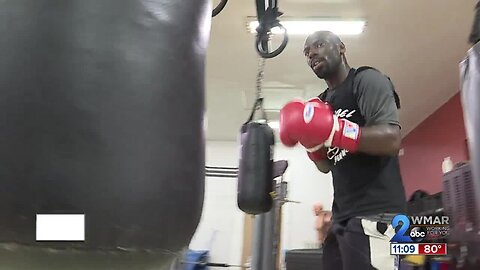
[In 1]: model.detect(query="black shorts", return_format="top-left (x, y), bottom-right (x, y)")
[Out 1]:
top-left (323, 217), bottom-right (399, 270)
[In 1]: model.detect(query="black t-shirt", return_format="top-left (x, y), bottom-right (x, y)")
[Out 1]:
top-left (318, 68), bottom-right (407, 223)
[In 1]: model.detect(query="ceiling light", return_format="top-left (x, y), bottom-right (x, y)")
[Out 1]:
top-left (247, 19), bottom-right (366, 35)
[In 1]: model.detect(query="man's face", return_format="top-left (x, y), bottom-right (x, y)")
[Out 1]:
top-left (303, 33), bottom-right (344, 79)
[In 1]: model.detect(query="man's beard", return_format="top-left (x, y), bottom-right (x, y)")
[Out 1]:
top-left (315, 65), bottom-right (332, 79)
top-left (316, 60), bottom-right (340, 79)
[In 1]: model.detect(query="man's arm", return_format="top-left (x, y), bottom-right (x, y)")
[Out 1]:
top-left (306, 146), bottom-right (331, 173)
top-left (358, 124), bottom-right (401, 156)
top-left (355, 69), bottom-right (402, 156)
top-left (314, 159), bottom-right (331, 173)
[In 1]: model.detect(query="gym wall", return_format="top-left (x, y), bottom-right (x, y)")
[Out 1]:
top-left (399, 93), bottom-right (469, 197)
top-left (188, 140), bottom-right (334, 266)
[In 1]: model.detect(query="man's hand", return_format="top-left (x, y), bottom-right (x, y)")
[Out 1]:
top-left (280, 97), bottom-right (402, 157)
top-left (313, 203), bottom-right (332, 244)
top-left (279, 99), bottom-right (335, 149)
top-left (302, 98), bottom-right (331, 174)
top-left (279, 98), bottom-right (362, 153)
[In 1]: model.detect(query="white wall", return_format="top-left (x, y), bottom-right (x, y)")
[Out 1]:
top-left (189, 140), bottom-right (334, 265)
top-left (275, 143), bottom-right (334, 250)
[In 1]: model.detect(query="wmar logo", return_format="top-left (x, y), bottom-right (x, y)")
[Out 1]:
top-left (391, 214), bottom-right (426, 243)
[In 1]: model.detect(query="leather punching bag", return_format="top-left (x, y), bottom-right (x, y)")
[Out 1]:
top-left (0, 0), bottom-right (211, 269)
top-left (460, 43), bottom-right (480, 221)
top-left (237, 120), bottom-right (275, 215)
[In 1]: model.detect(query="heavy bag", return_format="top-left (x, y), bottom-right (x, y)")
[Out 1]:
top-left (0, 0), bottom-right (211, 268)
top-left (460, 42), bottom-right (480, 214)
top-left (237, 121), bottom-right (275, 215)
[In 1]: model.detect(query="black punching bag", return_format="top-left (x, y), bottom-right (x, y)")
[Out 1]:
top-left (237, 99), bottom-right (275, 216)
top-left (460, 43), bottom-right (480, 223)
top-left (0, 0), bottom-right (210, 268)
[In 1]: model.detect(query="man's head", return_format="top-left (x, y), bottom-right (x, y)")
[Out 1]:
top-left (303, 31), bottom-right (346, 79)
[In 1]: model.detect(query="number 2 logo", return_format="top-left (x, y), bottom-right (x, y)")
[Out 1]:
top-left (391, 215), bottom-right (412, 242)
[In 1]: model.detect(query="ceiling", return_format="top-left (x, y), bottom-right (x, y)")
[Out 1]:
top-left (204, 0), bottom-right (476, 141)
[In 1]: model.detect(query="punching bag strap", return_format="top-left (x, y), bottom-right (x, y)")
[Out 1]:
top-left (255, 0), bottom-right (288, 58)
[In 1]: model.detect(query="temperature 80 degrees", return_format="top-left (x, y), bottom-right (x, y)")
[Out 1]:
top-left (419, 243), bottom-right (447, 255)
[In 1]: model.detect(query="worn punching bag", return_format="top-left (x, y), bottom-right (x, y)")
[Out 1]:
top-left (237, 97), bottom-right (275, 215)
top-left (460, 42), bottom-right (480, 223)
top-left (0, 0), bottom-right (211, 269)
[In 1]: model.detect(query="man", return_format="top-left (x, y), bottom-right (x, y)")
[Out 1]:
top-left (313, 202), bottom-right (332, 245)
top-left (279, 31), bottom-right (407, 270)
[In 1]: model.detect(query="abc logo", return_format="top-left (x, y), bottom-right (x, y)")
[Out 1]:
top-left (409, 227), bottom-right (426, 242)
top-left (391, 215), bottom-right (427, 243)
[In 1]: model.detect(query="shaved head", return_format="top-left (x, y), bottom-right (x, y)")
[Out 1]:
top-left (305, 31), bottom-right (343, 47)
top-left (303, 31), bottom-right (347, 79)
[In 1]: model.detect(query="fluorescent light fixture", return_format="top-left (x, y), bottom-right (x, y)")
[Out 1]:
top-left (247, 19), bottom-right (366, 35)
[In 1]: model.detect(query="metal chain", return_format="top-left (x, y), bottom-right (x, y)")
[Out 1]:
top-left (255, 57), bottom-right (267, 120)
top-left (256, 56), bottom-right (266, 102)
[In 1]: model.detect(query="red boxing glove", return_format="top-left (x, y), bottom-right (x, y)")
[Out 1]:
top-left (279, 99), bottom-right (333, 149)
top-left (278, 100), bottom-right (307, 147)
top-left (307, 146), bottom-right (328, 161)
top-left (279, 98), bottom-right (362, 153)
top-left (326, 113), bottom-right (362, 152)
top-left (304, 97), bottom-right (329, 161)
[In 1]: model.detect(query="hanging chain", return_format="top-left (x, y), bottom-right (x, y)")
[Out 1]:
top-left (255, 56), bottom-right (267, 121)
top-left (256, 56), bottom-right (266, 102)
top-left (243, 56), bottom-right (267, 125)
